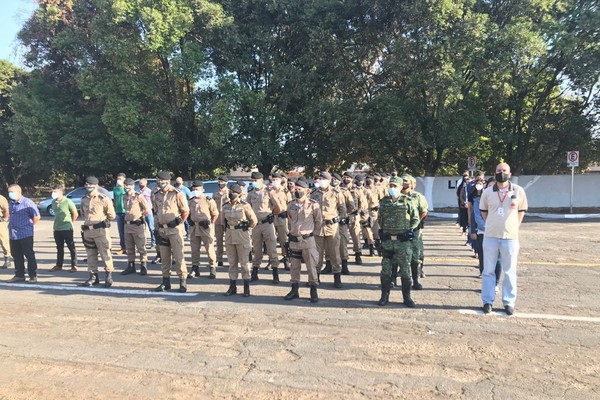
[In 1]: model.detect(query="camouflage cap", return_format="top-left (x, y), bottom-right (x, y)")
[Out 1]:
top-left (400, 173), bottom-right (414, 182)
top-left (389, 177), bottom-right (402, 185)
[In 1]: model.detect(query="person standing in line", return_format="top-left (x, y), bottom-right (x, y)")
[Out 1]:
top-left (49, 184), bottom-right (78, 272)
top-left (187, 181), bottom-right (219, 279)
top-left (175, 177), bottom-right (192, 239)
top-left (121, 178), bottom-right (149, 276)
top-left (5, 185), bottom-right (40, 283)
top-left (0, 193), bottom-right (12, 269)
top-left (138, 178), bottom-right (156, 249)
top-left (113, 173), bottom-right (127, 254)
top-left (212, 175), bottom-right (230, 267)
top-left (479, 162), bottom-right (528, 316)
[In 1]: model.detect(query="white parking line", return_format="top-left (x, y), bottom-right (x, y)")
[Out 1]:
top-left (0, 282), bottom-right (197, 297)
top-left (459, 309), bottom-right (600, 323)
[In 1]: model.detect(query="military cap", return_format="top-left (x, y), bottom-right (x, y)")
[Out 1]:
top-left (342, 171), bottom-right (354, 178)
top-left (318, 171), bottom-right (332, 180)
top-left (85, 176), bottom-right (99, 185)
top-left (355, 174), bottom-right (365, 181)
top-left (296, 180), bottom-right (308, 189)
top-left (296, 176), bottom-right (306, 182)
top-left (332, 173), bottom-right (342, 181)
top-left (237, 180), bottom-right (246, 187)
top-left (157, 171), bottom-right (171, 180)
top-left (229, 183), bottom-right (242, 194)
top-left (191, 180), bottom-right (204, 188)
top-left (366, 175), bottom-right (374, 180)
top-left (251, 171), bottom-right (263, 179)
top-left (401, 173), bottom-right (414, 182)
top-left (124, 178), bottom-right (135, 185)
top-left (373, 172), bottom-right (381, 177)
top-left (389, 177), bottom-right (402, 185)
top-left (271, 172), bottom-right (283, 178)
top-left (288, 177), bottom-right (298, 183)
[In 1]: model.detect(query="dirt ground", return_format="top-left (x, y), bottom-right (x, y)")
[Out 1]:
top-left (0, 216), bottom-right (599, 399)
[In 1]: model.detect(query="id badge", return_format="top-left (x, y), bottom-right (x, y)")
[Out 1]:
top-left (497, 207), bottom-right (504, 216)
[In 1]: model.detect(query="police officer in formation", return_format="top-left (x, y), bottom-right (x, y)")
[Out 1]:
top-left (212, 175), bottom-right (229, 267)
top-left (187, 181), bottom-right (219, 279)
top-left (121, 178), bottom-right (149, 276)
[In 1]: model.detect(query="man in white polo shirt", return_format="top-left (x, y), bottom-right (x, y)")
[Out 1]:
top-left (479, 162), bottom-right (528, 315)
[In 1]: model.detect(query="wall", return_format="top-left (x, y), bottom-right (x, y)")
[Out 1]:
top-left (415, 175), bottom-right (600, 209)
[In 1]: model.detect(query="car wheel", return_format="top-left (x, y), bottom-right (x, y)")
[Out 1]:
top-left (47, 205), bottom-right (54, 216)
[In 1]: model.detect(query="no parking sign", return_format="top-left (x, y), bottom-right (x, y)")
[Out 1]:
top-left (567, 151), bottom-right (579, 167)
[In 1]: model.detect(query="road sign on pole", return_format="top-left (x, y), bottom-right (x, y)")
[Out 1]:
top-left (467, 156), bottom-right (477, 172)
top-left (567, 151), bottom-right (579, 167)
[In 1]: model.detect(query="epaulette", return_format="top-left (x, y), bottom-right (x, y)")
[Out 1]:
top-left (97, 193), bottom-right (108, 200)
top-left (239, 200), bottom-right (248, 205)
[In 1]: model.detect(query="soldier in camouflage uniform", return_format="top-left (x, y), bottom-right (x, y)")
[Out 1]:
top-left (402, 174), bottom-right (428, 289)
top-left (377, 177), bottom-right (420, 307)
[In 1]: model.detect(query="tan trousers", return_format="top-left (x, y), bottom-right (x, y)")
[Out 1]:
top-left (190, 234), bottom-right (216, 266)
top-left (338, 223), bottom-right (351, 260)
top-left (274, 221), bottom-right (289, 258)
top-left (215, 223), bottom-right (225, 263)
top-left (315, 234), bottom-right (341, 273)
top-left (83, 228), bottom-right (114, 273)
top-left (371, 211), bottom-right (380, 240)
top-left (125, 224), bottom-right (147, 263)
top-left (289, 240), bottom-right (319, 285)
top-left (0, 221), bottom-right (10, 258)
top-left (348, 216), bottom-right (361, 253)
top-left (159, 226), bottom-right (187, 278)
top-left (226, 243), bottom-right (251, 280)
top-left (251, 222), bottom-right (279, 268)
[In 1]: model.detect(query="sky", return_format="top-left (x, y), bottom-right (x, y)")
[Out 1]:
top-left (0, 0), bottom-right (38, 66)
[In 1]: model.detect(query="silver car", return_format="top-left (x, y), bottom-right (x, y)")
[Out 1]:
top-left (37, 186), bottom-right (112, 216)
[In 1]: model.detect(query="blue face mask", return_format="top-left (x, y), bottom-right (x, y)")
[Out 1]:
top-left (8, 192), bottom-right (17, 200)
top-left (159, 182), bottom-right (168, 189)
top-left (388, 188), bottom-right (400, 197)
top-left (86, 186), bottom-right (95, 193)
top-left (251, 182), bottom-right (261, 189)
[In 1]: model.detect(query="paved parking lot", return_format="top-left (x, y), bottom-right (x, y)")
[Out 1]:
top-left (0, 216), bottom-right (599, 399)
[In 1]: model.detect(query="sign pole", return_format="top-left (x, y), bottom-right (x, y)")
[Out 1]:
top-left (570, 165), bottom-right (574, 214)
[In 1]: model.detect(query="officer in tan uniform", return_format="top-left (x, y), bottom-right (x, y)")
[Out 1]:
top-left (187, 181), bottom-right (219, 279)
top-left (152, 171), bottom-right (190, 292)
top-left (330, 173), bottom-right (355, 275)
top-left (284, 179), bottom-right (322, 303)
top-left (212, 175), bottom-right (229, 267)
top-left (343, 172), bottom-right (367, 265)
top-left (270, 172), bottom-right (292, 271)
top-left (364, 175), bottom-right (382, 256)
top-left (121, 178), bottom-right (149, 276)
top-left (0, 194), bottom-right (11, 269)
top-left (222, 183), bottom-right (257, 297)
top-left (247, 171), bottom-right (281, 283)
top-left (310, 171), bottom-right (346, 288)
top-left (80, 176), bottom-right (116, 287)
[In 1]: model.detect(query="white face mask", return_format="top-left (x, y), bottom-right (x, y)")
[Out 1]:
top-left (475, 184), bottom-right (484, 191)
top-left (314, 181), bottom-right (321, 189)
top-left (320, 179), bottom-right (330, 189)
top-left (192, 190), bottom-right (202, 197)
top-left (51, 192), bottom-right (60, 200)
top-left (116, 179), bottom-right (124, 186)
top-left (272, 180), bottom-right (281, 189)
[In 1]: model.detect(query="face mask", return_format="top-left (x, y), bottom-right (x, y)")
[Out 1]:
top-left (356, 181), bottom-right (363, 187)
top-left (125, 187), bottom-right (132, 193)
top-left (51, 192), bottom-right (59, 200)
top-left (495, 172), bottom-right (509, 183)
top-left (320, 180), bottom-right (330, 189)
top-left (117, 179), bottom-right (124, 186)
top-left (86, 186), bottom-right (95, 193)
top-left (366, 179), bottom-right (373, 185)
top-left (402, 183), bottom-right (410, 190)
top-left (228, 192), bottom-right (239, 201)
top-left (343, 179), bottom-right (352, 185)
top-left (192, 190), bottom-right (202, 197)
top-left (287, 184), bottom-right (294, 191)
top-left (159, 182), bottom-right (168, 190)
top-left (175, 182), bottom-right (182, 187)
top-left (8, 192), bottom-right (17, 200)
top-left (218, 182), bottom-right (226, 188)
top-left (331, 181), bottom-right (339, 187)
top-left (388, 188), bottom-right (400, 197)
top-left (294, 190), bottom-right (305, 200)
top-left (272, 180), bottom-right (281, 189)
top-left (139, 184), bottom-right (146, 189)
top-left (475, 184), bottom-right (484, 191)
top-left (314, 181), bottom-right (321, 189)
top-left (251, 182), bottom-right (261, 189)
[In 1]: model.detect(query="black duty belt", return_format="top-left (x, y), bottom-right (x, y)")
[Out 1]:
top-left (370, 206), bottom-right (379, 212)
top-left (324, 217), bottom-right (340, 225)
top-left (127, 218), bottom-right (144, 226)
top-left (288, 232), bottom-right (314, 242)
top-left (190, 220), bottom-right (210, 228)
top-left (82, 221), bottom-right (108, 231)
top-left (261, 215), bottom-right (274, 224)
top-left (159, 216), bottom-right (182, 229)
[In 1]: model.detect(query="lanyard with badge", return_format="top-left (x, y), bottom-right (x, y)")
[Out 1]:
top-left (497, 190), bottom-right (509, 216)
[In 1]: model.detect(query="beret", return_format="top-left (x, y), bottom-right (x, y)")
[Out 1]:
top-left (271, 172), bottom-right (283, 178)
top-left (191, 180), bottom-right (204, 188)
top-left (217, 175), bottom-right (228, 182)
top-left (237, 180), bottom-right (246, 186)
top-left (332, 173), bottom-right (342, 181)
top-left (157, 171), bottom-right (171, 180)
top-left (288, 177), bottom-right (297, 183)
top-left (318, 171), bottom-right (332, 180)
top-left (229, 184), bottom-right (242, 194)
top-left (251, 171), bottom-right (263, 179)
top-left (342, 171), bottom-right (354, 178)
top-left (355, 174), bottom-right (365, 181)
top-left (124, 178), bottom-right (135, 185)
top-left (85, 176), bottom-right (99, 185)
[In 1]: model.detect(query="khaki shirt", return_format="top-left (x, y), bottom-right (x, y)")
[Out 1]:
top-left (247, 187), bottom-right (279, 221)
top-left (124, 192), bottom-right (148, 222)
top-left (152, 186), bottom-right (189, 235)
top-left (223, 200), bottom-right (257, 245)
top-left (310, 187), bottom-right (346, 236)
top-left (287, 199), bottom-right (322, 250)
top-left (81, 192), bottom-right (116, 225)
top-left (0, 194), bottom-right (8, 222)
top-left (479, 182), bottom-right (528, 239)
top-left (337, 186), bottom-right (355, 218)
top-left (212, 187), bottom-right (229, 225)
top-left (271, 188), bottom-right (290, 227)
top-left (189, 195), bottom-right (219, 237)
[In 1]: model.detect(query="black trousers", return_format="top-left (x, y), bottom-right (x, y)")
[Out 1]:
top-left (10, 236), bottom-right (37, 278)
top-left (54, 229), bottom-right (77, 267)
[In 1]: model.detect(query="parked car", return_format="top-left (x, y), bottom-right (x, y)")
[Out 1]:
top-left (38, 186), bottom-right (112, 216)
top-left (201, 180), bottom-right (250, 199)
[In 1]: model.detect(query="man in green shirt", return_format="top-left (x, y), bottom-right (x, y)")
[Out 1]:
top-left (50, 184), bottom-right (79, 272)
top-left (113, 173), bottom-right (127, 254)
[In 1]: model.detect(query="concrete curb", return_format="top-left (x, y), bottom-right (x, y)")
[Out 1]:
top-left (428, 212), bottom-right (600, 219)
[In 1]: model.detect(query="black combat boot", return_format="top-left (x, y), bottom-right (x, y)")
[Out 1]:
top-left (378, 276), bottom-right (391, 306)
top-left (333, 273), bottom-right (342, 288)
top-left (362, 240), bottom-right (369, 249)
top-left (225, 280), bottom-right (237, 296)
top-left (154, 276), bottom-right (171, 291)
top-left (284, 283), bottom-right (300, 300)
top-left (321, 260), bottom-right (333, 274)
top-left (411, 261), bottom-right (423, 290)
top-left (272, 267), bottom-right (280, 284)
top-left (419, 257), bottom-right (426, 278)
top-left (209, 266), bottom-right (216, 279)
top-left (309, 285), bottom-right (318, 303)
top-left (341, 259), bottom-right (350, 275)
top-left (243, 280), bottom-right (250, 297)
top-left (218, 261), bottom-right (224, 267)
top-left (187, 265), bottom-right (199, 279)
top-left (122, 261), bottom-right (136, 275)
top-left (139, 262), bottom-right (148, 276)
top-left (281, 257), bottom-right (290, 271)
top-left (83, 272), bottom-right (99, 287)
top-left (179, 278), bottom-right (187, 293)
top-left (104, 271), bottom-right (113, 288)
top-left (250, 266), bottom-right (259, 282)
top-left (354, 252), bottom-right (363, 265)
top-left (375, 239), bottom-right (382, 256)
top-left (401, 277), bottom-right (416, 308)
top-left (369, 244), bottom-right (375, 257)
